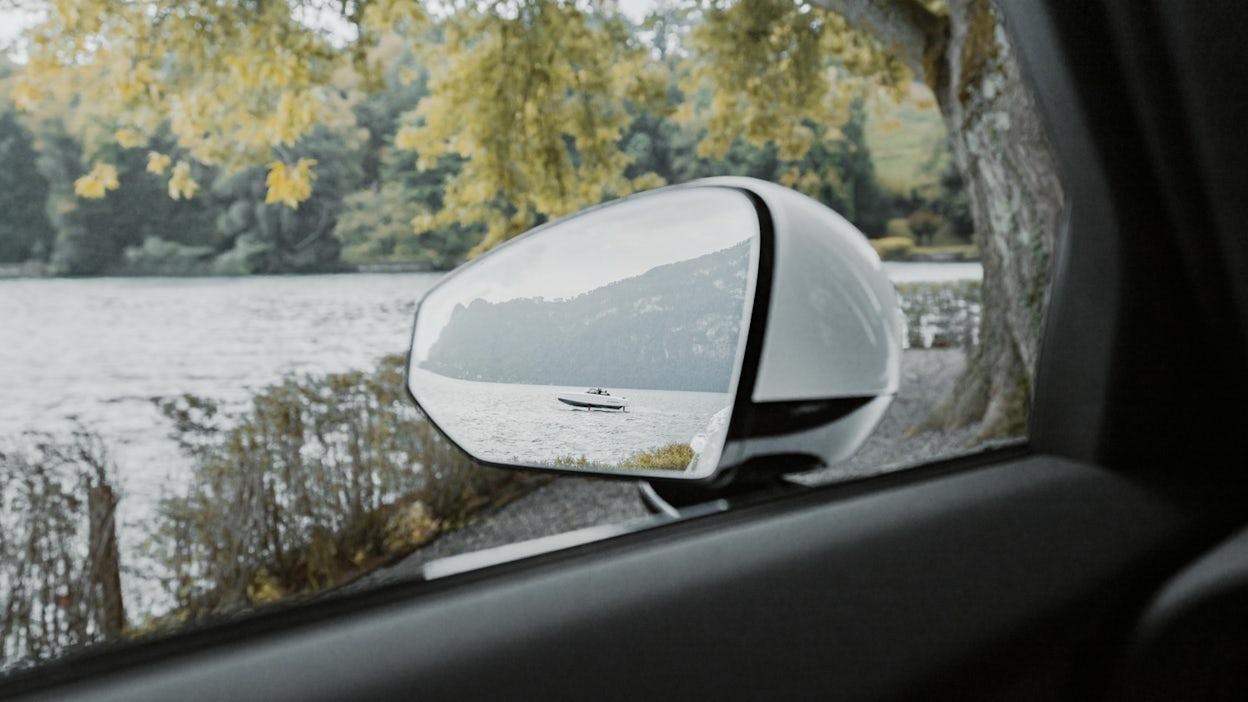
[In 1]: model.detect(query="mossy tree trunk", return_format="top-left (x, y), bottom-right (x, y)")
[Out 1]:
top-left (816, 0), bottom-right (1065, 439)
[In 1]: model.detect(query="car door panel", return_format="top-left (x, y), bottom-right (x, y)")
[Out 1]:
top-left (9, 453), bottom-right (1210, 701)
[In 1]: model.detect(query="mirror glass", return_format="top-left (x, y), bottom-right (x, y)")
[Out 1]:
top-left (408, 187), bottom-right (759, 478)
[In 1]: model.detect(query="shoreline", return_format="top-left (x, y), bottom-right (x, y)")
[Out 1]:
top-left (0, 262), bottom-right (447, 280)
top-left (0, 257), bottom-right (979, 281)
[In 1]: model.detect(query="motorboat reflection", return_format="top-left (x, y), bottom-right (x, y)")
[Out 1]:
top-left (556, 388), bottom-right (628, 411)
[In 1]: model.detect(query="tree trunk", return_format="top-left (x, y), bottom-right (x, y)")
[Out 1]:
top-left (87, 482), bottom-right (125, 638)
top-left (924, 0), bottom-right (1064, 439)
top-left (817, 0), bottom-right (1065, 439)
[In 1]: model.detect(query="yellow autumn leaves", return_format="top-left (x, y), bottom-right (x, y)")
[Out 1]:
top-left (687, 0), bottom-right (911, 161)
top-left (265, 159), bottom-right (318, 209)
top-left (17, 0), bottom-right (339, 208)
top-left (73, 163), bottom-right (119, 199)
top-left (18, 0), bottom-right (924, 244)
top-left (75, 155), bottom-right (203, 201)
top-left (395, 0), bottom-right (669, 253)
top-left (146, 152), bottom-right (199, 199)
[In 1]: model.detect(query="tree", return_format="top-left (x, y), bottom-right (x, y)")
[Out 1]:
top-left (10, 0), bottom-right (364, 210)
top-left (334, 35), bottom-right (478, 270)
top-left (211, 126), bottom-right (361, 274)
top-left (0, 62), bottom-right (55, 264)
top-left (26, 118), bottom-right (218, 275)
top-left (393, 0), bottom-right (670, 254)
top-left (838, 0), bottom-right (1063, 439)
top-left (7, 0), bottom-right (1058, 437)
top-left (690, 0), bottom-right (1063, 439)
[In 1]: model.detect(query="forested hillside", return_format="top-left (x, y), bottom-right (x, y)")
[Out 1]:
top-left (423, 240), bottom-right (750, 391)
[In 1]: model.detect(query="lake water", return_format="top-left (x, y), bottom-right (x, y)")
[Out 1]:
top-left (1, 273), bottom-right (442, 484)
top-left (0, 261), bottom-right (981, 491)
top-left (0, 261), bottom-right (979, 611)
top-left (883, 260), bottom-right (981, 283)
top-left (412, 367), bottom-right (731, 471)
top-left (1, 273), bottom-right (442, 612)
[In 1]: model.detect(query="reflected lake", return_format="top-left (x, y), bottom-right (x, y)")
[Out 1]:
top-left (412, 368), bottom-right (730, 468)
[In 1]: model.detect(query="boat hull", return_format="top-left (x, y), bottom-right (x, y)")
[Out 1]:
top-left (557, 393), bottom-right (627, 410)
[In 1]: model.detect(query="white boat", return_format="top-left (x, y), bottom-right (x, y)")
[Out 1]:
top-left (557, 388), bottom-right (628, 411)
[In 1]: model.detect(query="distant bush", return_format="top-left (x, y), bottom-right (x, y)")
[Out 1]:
top-left (884, 218), bottom-right (913, 240)
top-left (122, 236), bottom-right (216, 275)
top-left (154, 354), bottom-right (536, 617)
top-left (907, 210), bottom-right (944, 246)
top-left (871, 236), bottom-right (916, 261)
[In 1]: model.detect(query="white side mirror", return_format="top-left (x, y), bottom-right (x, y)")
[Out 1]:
top-left (406, 177), bottom-right (901, 486)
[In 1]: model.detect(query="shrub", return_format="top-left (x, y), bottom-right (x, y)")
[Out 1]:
top-left (871, 236), bottom-right (915, 261)
top-left (0, 432), bottom-right (123, 672)
top-left (155, 354), bottom-right (532, 617)
top-left (122, 236), bottom-right (215, 275)
top-left (884, 218), bottom-right (913, 239)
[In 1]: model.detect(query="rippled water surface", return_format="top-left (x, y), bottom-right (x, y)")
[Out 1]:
top-left (1, 263), bottom-right (979, 612)
top-left (0, 262), bottom-right (979, 480)
top-left (413, 368), bottom-right (730, 469)
top-left (1, 273), bottom-right (442, 493)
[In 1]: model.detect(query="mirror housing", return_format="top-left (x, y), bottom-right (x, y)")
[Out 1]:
top-left (406, 177), bottom-right (901, 487)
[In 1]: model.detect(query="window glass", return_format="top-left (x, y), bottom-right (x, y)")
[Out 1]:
top-left (0, 0), bottom-right (1060, 673)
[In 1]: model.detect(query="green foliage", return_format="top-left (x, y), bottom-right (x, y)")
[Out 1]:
top-left (914, 244), bottom-right (978, 260)
top-left (154, 354), bottom-right (529, 615)
top-left (864, 97), bottom-right (951, 194)
top-left (908, 210), bottom-right (943, 246)
top-left (870, 236), bottom-right (915, 260)
top-left (2, 2), bottom-right (971, 274)
top-left (333, 41), bottom-right (481, 269)
top-left (0, 106), bottom-right (55, 264)
top-left (122, 237), bottom-right (216, 275)
top-left (209, 126), bottom-right (362, 274)
top-left (28, 119), bottom-right (218, 275)
top-left (334, 148), bottom-right (478, 269)
top-left (934, 162), bottom-right (974, 239)
top-left (885, 218), bottom-right (913, 239)
top-left (397, 1), bottom-right (668, 253)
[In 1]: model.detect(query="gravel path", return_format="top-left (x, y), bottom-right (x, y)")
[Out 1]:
top-left (358, 348), bottom-right (970, 587)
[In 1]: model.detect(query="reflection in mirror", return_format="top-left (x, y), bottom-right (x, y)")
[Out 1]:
top-left (409, 187), bottom-right (759, 478)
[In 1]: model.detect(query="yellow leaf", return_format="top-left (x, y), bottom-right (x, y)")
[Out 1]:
top-left (168, 161), bottom-right (200, 200)
top-left (115, 128), bottom-right (146, 148)
top-left (146, 152), bottom-right (172, 175)
top-left (410, 213), bottom-right (437, 233)
top-left (394, 125), bottom-right (422, 151)
top-left (264, 158), bottom-right (317, 209)
top-left (74, 162), bottom-right (120, 199)
top-left (876, 117), bottom-right (904, 135)
top-left (12, 82), bottom-right (41, 111)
